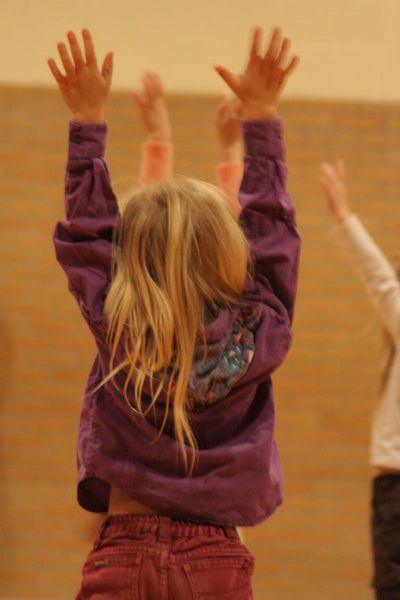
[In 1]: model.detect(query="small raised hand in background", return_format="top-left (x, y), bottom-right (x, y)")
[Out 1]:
top-left (214, 96), bottom-right (243, 218)
top-left (215, 96), bottom-right (242, 163)
top-left (48, 28), bottom-right (113, 123)
top-left (133, 72), bottom-right (171, 143)
top-left (319, 160), bottom-right (352, 222)
top-left (133, 71), bottom-right (172, 183)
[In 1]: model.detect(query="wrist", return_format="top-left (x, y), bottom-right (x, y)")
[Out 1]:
top-left (72, 109), bottom-right (105, 123)
top-left (335, 206), bottom-right (351, 223)
top-left (223, 142), bottom-right (242, 162)
top-left (242, 103), bottom-right (278, 120)
top-left (147, 131), bottom-right (171, 144)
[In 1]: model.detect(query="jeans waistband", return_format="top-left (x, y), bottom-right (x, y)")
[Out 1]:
top-left (94, 513), bottom-right (239, 549)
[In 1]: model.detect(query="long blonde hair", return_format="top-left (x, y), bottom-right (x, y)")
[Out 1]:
top-left (104, 177), bottom-right (250, 472)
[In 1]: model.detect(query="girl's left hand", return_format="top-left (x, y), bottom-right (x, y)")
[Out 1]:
top-left (48, 29), bottom-right (113, 123)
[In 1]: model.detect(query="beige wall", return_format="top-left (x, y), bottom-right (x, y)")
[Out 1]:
top-left (1, 0), bottom-right (400, 101)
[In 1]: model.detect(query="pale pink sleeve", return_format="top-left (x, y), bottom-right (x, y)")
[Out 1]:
top-left (215, 161), bottom-right (243, 217)
top-left (139, 142), bottom-right (173, 184)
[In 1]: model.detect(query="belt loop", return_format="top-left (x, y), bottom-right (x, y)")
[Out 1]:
top-left (223, 526), bottom-right (238, 541)
top-left (158, 515), bottom-right (171, 543)
top-left (93, 515), bottom-right (111, 551)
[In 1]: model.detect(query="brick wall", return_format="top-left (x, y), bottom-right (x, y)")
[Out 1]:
top-left (1, 87), bottom-right (398, 598)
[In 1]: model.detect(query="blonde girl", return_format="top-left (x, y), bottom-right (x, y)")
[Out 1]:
top-left (49, 26), bottom-right (300, 599)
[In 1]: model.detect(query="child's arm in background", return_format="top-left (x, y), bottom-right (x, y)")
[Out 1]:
top-left (320, 161), bottom-right (400, 341)
top-left (215, 96), bottom-right (243, 217)
top-left (133, 72), bottom-right (173, 183)
top-left (49, 29), bottom-right (119, 326)
top-left (215, 27), bottom-right (300, 325)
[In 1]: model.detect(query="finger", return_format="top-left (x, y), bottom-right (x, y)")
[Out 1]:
top-left (57, 42), bottom-right (74, 76)
top-left (141, 72), bottom-right (153, 100)
top-left (132, 90), bottom-right (146, 110)
top-left (318, 173), bottom-right (329, 188)
top-left (319, 170), bottom-right (331, 186)
top-left (151, 72), bottom-right (163, 96)
top-left (320, 161), bottom-right (334, 176)
top-left (67, 30), bottom-right (85, 69)
top-left (101, 52), bottom-right (113, 87)
top-left (82, 28), bottom-right (98, 67)
top-left (319, 171), bottom-right (335, 193)
top-left (320, 162), bottom-right (337, 181)
top-left (283, 54), bottom-right (300, 78)
top-left (249, 27), bottom-right (262, 62)
top-left (226, 97), bottom-right (239, 118)
top-left (218, 94), bottom-right (230, 109)
top-left (230, 95), bottom-right (242, 114)
top-left (144, 71), bottom-right (157, 99)
top-left (264, 26), bottom-right (282, 61)
top-left (216, 102), bottom-right (226, 118)
top-left (217, 104), bottom-right (229, 123)
top-left (214, 66), bottom-right (241, 96)
top-left (319, 181), bottom-right (336, 200)
top-left (47, 58), bottom-right (66, 86)
top-left (275, 37), bottom-right (290, 67)
top-left (215, 96), bottom-right (229, 124)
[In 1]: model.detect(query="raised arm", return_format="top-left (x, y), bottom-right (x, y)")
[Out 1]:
top-left (133, 72), bottom-right (173, 183)
top-left (320, 161), bottom-right (400, 340)
top-left (214, 96), bottom-right (243, 217)
top-left (215, 27), bottom-right (300, 323)
top-left (49, 29), bottom-right (119, 326)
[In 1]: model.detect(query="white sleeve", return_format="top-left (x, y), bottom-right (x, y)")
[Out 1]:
top-left (333, 214), bottom-right (400, 341)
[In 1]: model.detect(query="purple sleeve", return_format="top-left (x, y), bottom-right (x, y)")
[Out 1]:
top-left (53, 121), bottom-right (120, 325)
top-left (239, 119), bottom-right (300, 324)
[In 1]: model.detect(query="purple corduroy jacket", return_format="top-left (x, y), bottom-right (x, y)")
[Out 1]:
top-left (53, 118), bottom-right (300, 527)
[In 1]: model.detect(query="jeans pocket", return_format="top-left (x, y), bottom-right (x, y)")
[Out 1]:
top-left (78, 552), bottom-right (142, 600)
top-left (183, 555), bottom-right (254, 599)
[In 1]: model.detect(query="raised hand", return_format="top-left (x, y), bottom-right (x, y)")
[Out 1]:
top-left (319, 160), bottom-right (351, 222)
top-left (48, 29), bottom-right (113, 123)
top-left (215, 27), bottom-right (299, 120)
top-left (215, 96), bottom-right (242, 161)
top-left (133, 72), bottom-right (171, 143)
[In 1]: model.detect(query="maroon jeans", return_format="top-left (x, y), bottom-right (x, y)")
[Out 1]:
top-left (76, 514), bottom-right (255, 599)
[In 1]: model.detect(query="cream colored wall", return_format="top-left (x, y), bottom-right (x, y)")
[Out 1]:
top-left (1, 0), bottom-right (399, 101)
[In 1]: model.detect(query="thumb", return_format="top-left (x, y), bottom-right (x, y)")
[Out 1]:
top-left (214, 65), bottom-right (240, 96)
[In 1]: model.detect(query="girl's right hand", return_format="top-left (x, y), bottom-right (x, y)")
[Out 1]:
top-left (133, 72), bottom-right (171, 143)
top-left (319, 160), bottom-right (351, 222)
top-left (48, 29), bottom-right (113, 123)
top-left (214, 26), bottom-right (299, 120)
